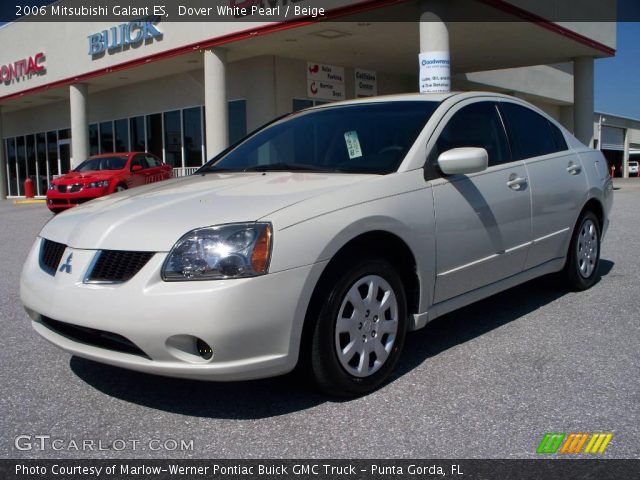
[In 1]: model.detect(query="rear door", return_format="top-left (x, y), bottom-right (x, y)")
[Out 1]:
top-left (145, 154), bottom-right (171, 182)
top-left (430, 100), bottom-right (532, 303)
top-left (498, 101), bottom-right (586, 269)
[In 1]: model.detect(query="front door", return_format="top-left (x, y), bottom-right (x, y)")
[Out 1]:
top-left (429, 100), bottom-right (532, 303)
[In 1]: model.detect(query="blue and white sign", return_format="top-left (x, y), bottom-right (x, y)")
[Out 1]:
top-left (88, 20), bottom-right (162, 57)
top-left (419, 51), bottom-right (451, 93)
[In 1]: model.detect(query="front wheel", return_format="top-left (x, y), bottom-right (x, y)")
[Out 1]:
top-left (561, 210), bottom-right (601, 290)
top-left (311, 259), bottom-right (407, 397)
top-left (114, 184), bottom-right (127, 193)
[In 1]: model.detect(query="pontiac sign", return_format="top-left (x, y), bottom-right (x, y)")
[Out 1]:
top-left (0, 52), bottom-right (46, 84)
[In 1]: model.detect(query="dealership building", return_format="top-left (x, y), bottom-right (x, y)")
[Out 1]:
top-left (0, 0), bottom-right (623, 198)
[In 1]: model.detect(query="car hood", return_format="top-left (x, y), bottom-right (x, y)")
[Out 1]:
top-left (40, 171), bottom-right (375, 251)
top-left (54, 170), bottom-right (118, 183)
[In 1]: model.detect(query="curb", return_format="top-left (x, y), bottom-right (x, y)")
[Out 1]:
top-left (13, 199), bottom-right (46, 205)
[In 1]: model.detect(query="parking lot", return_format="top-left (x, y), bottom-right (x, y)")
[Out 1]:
top-left (1, 182), bottom-right (638, 459)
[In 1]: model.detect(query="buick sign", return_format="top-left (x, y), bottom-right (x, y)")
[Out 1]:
top-left (88, 20), bottom-right (162, 57)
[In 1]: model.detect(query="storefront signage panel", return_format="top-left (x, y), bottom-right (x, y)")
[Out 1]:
top-left (307, 62), bottom-right (345, 101)
top-left (88, 20), bottom-right (163, 57)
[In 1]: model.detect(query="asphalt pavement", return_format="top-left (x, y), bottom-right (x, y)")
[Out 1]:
top-left (1, 182), bottom-right (638, 459)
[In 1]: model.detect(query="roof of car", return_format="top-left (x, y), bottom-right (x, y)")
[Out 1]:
top-left (89, 152), bottom-right (146, 158)
top-left (318, 92), bottom-right (458, 107)
top-left (309, 91), bottom-right (530, 109)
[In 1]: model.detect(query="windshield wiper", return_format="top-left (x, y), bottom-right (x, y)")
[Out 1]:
top-left (200, 166), bottom-right (243, 174)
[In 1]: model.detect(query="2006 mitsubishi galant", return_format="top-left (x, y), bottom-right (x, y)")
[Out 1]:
top-left (20, 92), bottom-right (613, 396)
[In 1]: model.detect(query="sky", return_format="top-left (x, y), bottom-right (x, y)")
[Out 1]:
top-left (595, 22), bottom-right (640, 119)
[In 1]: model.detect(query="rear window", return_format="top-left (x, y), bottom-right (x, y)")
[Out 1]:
top-left (74, 156), bottom-right (128, 172)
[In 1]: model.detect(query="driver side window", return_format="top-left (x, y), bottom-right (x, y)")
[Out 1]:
top-left (130, 155), bottom-right (149, 171)
top-left (435, 102), bottom-right (512, 168)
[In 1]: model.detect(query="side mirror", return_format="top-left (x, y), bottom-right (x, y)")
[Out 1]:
top-left (437, 147), bottom-right (488, 175)
top-left (131, 164), bottom-right (143, 172)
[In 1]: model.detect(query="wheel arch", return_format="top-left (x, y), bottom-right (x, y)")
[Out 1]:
top-left (297, 229), bottom-right (420, 369)
top-left (573, 197), bottom-right (604, 238)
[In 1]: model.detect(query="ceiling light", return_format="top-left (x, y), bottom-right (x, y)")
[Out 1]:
top-left (310, 29), bottom-right (351, 40)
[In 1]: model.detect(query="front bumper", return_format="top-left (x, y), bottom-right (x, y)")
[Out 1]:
top-left (46, 187), bottom-right (107, 211)
top-left (20, 238), bottom-right (325, 381)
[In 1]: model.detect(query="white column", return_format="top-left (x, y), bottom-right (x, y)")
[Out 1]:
top-left (0, 107), bottom-right (6, 199)
top-left (573, 57), bottom-right (595, 147)
top-left (419, 0), bottom-right (450, 93)
top-left (622, 127), bottom-right (630, 178)
top-left (69, 83), bottom-right (89, 167)
top-left (204, 48), bottom-right (228, 159)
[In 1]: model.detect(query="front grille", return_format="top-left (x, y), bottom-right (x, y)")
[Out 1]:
top-left (86, 250), bottom-right (155, 283)
top-left (69, 184), bottom-right (83, 193)
top-left (40, 316), bottom-right (150, 358)
top-left (57, 185), bottom-right (67, 193)
top-left (40, 239), bottom-right (66, 275)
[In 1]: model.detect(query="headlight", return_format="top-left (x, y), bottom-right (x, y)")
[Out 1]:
top-left (162, 223), bottom-right (273, 281)
top-left (48, 183), bottom-right (55, 190)
top-left (87, 180), bottom-right (109, 188)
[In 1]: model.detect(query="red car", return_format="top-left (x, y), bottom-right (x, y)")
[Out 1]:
top-left (46, 152), bottom-right (173, 213)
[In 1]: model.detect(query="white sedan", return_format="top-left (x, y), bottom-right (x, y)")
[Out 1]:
top-left (20, 92), bottom-right (613, 396)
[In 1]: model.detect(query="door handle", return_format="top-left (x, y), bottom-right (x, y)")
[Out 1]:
top-left (567, 163), bottom-right (581, 175)
top-left (507, 176), bottom-right (527, 190)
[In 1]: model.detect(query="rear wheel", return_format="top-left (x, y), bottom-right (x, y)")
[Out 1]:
top-left (561, 210), bottom-right (601, 290)
top-left (311, 258), bottom-right (407, 397)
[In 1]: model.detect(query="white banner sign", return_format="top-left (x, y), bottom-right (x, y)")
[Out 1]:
top-left (355, 69), bottom-right (377, 97)
top-left (419, 51), bottom-right (451, 93)
top-left (307, 62), bottom-right (345, 100)
top-left (307, 79), bottom-right (345, 101)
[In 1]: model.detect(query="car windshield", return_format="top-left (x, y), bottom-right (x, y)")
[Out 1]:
top-left (200, 101), bottom-right (440, 175)
top-left (73, 156), bottom-right (128, 172)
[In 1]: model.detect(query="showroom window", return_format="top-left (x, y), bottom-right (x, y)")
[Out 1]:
top-left (114, 118), bottom-right (129, 152)
top-left (228, 100), bottom-right (247, 145)
top-left (130, 116), bottom-right (145, 152)
top-left (3, 102), bottom-right (254, 195)
top-left (89, 124), bottom-right (99, 155)
top-left (99, 121), bottom-right (114, 153)
top-left (47, 131), bottom-right (59, 181)
top-left (164, 110), bottom-right (182, 168)
top-left (183, 107), bottom-right (203, 167)
top-left (5, 138), bottom-right (16, 196)
top-left (3, 130), bottom-right (65, 197)
top-left (36, 133), bottom-right (47, 196)
top-left (16, 136), bottom-right (26, 196)
top-left (146, 113), bottom-right (163, 159)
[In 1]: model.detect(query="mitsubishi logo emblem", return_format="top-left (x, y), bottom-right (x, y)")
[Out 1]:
top-left (59, 253), bottom-right (73, 274)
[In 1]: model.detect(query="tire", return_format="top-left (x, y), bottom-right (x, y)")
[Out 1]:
top-left (311, 258), bottom-right (407, 397)
top-left (115, 184), bottom-right (127, 192)
top-left (561, 210), bottom-right (601, 291)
